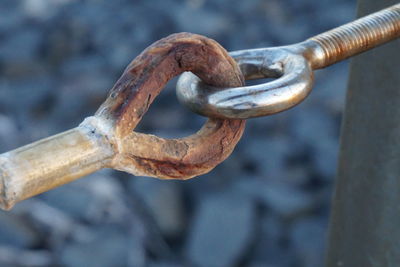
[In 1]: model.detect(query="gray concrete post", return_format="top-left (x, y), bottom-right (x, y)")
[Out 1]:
top-left (325, 0), bottom-right (400, 266)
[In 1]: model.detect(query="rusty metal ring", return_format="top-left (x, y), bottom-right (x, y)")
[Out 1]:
top-left (96, 33), bottom-right (246, 179)
top-left (0, 33), bottom-right (246, 210)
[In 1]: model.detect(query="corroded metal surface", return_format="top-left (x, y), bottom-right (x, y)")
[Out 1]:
top-left (0, 33), bottom-right (245, 209)
top-left (97, 33), bottom-right (245, 179)
top-left (177, 4), bottom-right (400, 119)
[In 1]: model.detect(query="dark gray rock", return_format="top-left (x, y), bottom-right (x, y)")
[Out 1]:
top-left (127, 237), bottom-right (147, 267)
top-left (0, 28), bottom-right (44, 77)
top-left (75, 171), bottom-right (129, 224)
top-left (0, 28), bottom-right (42, 63)
top-left (315, 2), bottom-right (356, 27)
top-left (41, 171), bottom-right (128, 223)
top-left (186, 193), bottom-right (255, 267)
top-left (13, 199), bottom-right (74, 247)
top-left (290, 217), bottom-right (327, 267)
top-left (0, 4), bottom-right (25, 32)
top-left (236, 179), bottom-right (314, 218)
top-left (130, 177), bottom-right (185, 238)
top-left (60, 226), bottom-right (130, 267)
top-left (289, 107), bottom-right (337, 144)
top-left (312, 137), bottom-right (339, 180)
top-left (312, 63), bottom-right (349, 114)
top-left (251, 214), bottom-right (294, 267)
top-left (260, 184), bottom-right (314, 217)
top-left (0, 114), bottom-right (19, 152)
top-left (0, 77), bottom-right (54, 117)
top-left (40, 184), bottom-right (93, 221)
top-left (174, 6), bottom-right (233, 37)
top-left (0, 212), bottom-right (40, 248)
top-left (0, 247), bottom-right (52, 267)
top-left (148, 261), bottom-right (182, 267)
top-left (289, 107), bottom-right (340, 180)
top-left (241, 136), bottom-right (292, 179)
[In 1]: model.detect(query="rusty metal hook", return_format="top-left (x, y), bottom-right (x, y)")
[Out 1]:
top-left (0, 33), bottom-right (245, 210)
top-left (177, 4), bottom-right (400, 119)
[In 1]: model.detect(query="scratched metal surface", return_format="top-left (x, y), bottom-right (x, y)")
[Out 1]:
top-left (0, 0), bottom-right (355, 266)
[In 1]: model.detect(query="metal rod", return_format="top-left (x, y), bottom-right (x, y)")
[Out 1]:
top-left (305, 3), bottom-right (400, 68)
top-left (0, 119), bottom-right (114, 210)
top-left (325, 0), bottom-right (400, 266)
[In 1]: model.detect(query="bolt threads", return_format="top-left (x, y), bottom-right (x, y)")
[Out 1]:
top-left (310, 4), bottom-right (400, 68)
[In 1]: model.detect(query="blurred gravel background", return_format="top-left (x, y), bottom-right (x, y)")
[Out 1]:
top-left (0, 0), bottom-right (356, 266)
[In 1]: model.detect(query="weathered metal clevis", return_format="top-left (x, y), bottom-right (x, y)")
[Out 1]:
top-left (0, 4), bottom-right (399, 210)
top-left (0, 33), bottom-right (246, 210)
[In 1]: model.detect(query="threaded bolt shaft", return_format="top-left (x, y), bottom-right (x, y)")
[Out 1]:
top-left (309, 4), bottom-right (400, 68)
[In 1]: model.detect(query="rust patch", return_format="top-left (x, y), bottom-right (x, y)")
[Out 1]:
top-left (98, 33), bottom-right (246, 179)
